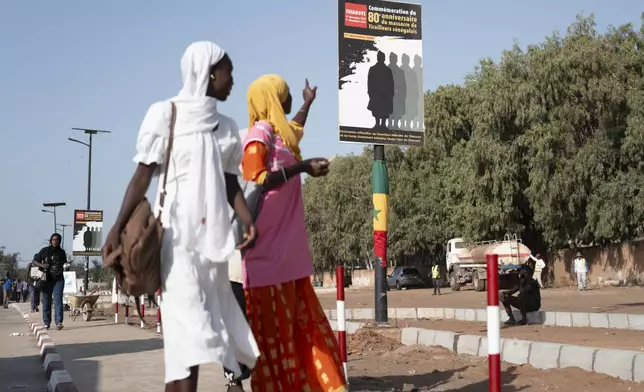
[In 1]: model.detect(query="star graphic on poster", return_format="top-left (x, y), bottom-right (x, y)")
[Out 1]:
top-left (373, 208), bottom-right (381, 221)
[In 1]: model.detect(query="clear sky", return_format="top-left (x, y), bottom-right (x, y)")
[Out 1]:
top-left (1, 1), bottom-right (641, 264)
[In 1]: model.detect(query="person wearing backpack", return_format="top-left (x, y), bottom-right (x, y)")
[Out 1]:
top-left (32, 233), bottom-right (67, 330)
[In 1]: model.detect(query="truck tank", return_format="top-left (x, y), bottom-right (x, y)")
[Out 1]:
top-left (457, 240), bottom-right (531, 266)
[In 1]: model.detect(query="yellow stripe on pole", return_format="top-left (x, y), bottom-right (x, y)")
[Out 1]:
top-left (373, 193), bottom-right (388, 232)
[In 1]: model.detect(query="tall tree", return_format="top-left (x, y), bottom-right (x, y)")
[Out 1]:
top-left (303, 14), bottom-right (644, 270)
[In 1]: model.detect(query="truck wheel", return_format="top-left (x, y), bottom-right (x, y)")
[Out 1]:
top-left (473, 274), bottom-right (486, 292)
top-left (449, 272), bottom-right (460, 291)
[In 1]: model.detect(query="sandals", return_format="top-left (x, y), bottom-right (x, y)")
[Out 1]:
top-left (226, 381), bottom-right (245, 392)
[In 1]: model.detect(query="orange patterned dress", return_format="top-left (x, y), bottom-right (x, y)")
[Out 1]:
top-left (242, 129), bottom-right (347, 392)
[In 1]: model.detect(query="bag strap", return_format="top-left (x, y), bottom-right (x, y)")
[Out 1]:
top-left (157, 102), bottom-right (177, 217)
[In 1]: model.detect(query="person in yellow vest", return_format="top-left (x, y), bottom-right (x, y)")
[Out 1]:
top-left (431, 262), bottom-right (442, 296)
top-left (573, 251), bottom-right (588, 291)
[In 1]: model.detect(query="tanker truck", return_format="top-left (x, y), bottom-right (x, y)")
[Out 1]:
top-left (446, 234), bottom-right (531, 292)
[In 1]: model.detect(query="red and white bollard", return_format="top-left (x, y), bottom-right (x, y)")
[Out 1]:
top-left (336, 266), bottom-right (348, 383)
top-left (486, 253), bottom-right (501, 392)
top-left (124, 300), bottom-right (129, 325)
top-left (114, 280), bottom-right (119, 324)
top-left (140, 295), bottom-right (145, 329)
top-left (156, 289), bottom-right (162, 334)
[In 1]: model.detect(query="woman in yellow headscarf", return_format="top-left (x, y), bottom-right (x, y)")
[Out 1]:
top-left (240, 75), bottom-right (347, 392)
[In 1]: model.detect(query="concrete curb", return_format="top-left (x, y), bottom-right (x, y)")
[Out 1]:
top-left (327, 320), bottom-right (644, 383)
top-left (10, 303), bottom-right (79, 392)
top-left (323, 307), bottom-right (644, 331)
top-left (399, 327), bottom-right (644, 383)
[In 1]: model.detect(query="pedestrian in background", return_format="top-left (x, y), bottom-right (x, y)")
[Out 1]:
top-left (15, 279), bottom-right (23, 302)
top-left (573, 251), bottom-right (588, 291)
top-left (32, 233), bottom-right (67, 330)
top-left (21, 279), bottom-right (29, 302)
top-left (29, 253), bottom-right (44, 312)
top-left (431, 262), bottom-right (442, 295)
top-left (2, 273), bottom-right (13, 308)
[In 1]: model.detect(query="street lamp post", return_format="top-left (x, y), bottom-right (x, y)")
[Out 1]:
top-left (69, 127), bottom-right (110, 295)
top-left (42, 202), bottom-right (66, 234)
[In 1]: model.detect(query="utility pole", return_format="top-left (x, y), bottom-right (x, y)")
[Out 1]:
top-left (69, 127), bottom-right (110, 295)
top-left (372, 145), bottom-right (389, 324)
top-left (57, 223), bottom-right (71, 252)
top-left (42, 202), bottom-right (66, 235)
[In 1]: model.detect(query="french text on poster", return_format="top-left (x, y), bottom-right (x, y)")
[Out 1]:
top-left (338, 0), bottom-right (424, 146)
top-left (72, 209), bottom-right (104, 257)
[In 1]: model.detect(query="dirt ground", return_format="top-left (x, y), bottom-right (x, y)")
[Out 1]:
top-left (347, 330), bottom-right (644, 391)
top-left (316, 286), bottom-right (644, 314)
top-left (397, 319), bottom-right (644, 351)
top-left (98, 308), bottom-right (644, 391)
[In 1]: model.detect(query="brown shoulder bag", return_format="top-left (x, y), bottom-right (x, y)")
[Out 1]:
top-left (103, 102), bottom-right (177, 300)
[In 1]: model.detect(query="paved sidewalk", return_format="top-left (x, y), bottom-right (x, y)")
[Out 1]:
top-left (0, 308), bottom-right (48, 392)
top-left (41, 312), bottom-right (248, 392)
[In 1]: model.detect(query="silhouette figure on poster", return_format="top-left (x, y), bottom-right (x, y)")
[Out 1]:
top-left (83, 226), bottom-right (92, 252)
top-left (401, 53), bottom-right (419, 130)
top-left (388, 53), bottom-right (406, 129)
top-left (413, 55), bottom-right (424, 130)
top-left (89, 227), bottom-right (95, 252)
top-left (367, 51), bottom-right (394, 129)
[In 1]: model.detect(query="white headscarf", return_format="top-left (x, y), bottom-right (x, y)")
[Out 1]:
top-left (171, 41), bottom-right (235, 263)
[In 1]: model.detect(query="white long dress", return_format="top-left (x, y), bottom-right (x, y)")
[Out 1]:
top-left (133, 101), bottom-right (259, 383)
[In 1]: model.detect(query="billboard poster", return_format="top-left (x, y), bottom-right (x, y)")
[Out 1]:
top-left (338, 0), bottom-right (424, 146)
top-left (63, 271), bottom-right (77, 294)
top-left (72, 210), bottom-right (103, 256)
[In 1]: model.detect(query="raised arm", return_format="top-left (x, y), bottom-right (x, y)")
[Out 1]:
top-left (290, 79), bottom-right (317, 127)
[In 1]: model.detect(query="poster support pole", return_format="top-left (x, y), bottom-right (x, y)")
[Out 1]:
top-left (373, 145), bottom-right (388, 324)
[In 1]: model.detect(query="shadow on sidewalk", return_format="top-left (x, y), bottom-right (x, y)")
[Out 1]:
top-left (54, 339), bottom-right (163, 392)
top-left (0, 355), bottom-right (50, 392)
top-left (56, 338), bottom-right (163, 360)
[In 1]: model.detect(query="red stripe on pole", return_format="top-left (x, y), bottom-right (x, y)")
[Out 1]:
top-left (336, 266), bottom-right (345, 301)
top-left (488, 353), bottom-right (501, 392)
top-left (338, 330), bottom-right (347, 361)
top-left (373, 231), bottom-right (387, 267)
top-left (486, 253), bottom-right (499, 306)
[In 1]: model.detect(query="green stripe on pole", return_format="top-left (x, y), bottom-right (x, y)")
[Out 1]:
top-left (372, 159), bottom-right (389, 195)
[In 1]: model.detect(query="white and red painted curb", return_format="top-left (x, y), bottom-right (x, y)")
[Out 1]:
top-left (10, 303), bottom-right (78, 392)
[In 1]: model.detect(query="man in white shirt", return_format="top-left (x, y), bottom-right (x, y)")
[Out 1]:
top-left (573, 252), bottom-right (588, 291)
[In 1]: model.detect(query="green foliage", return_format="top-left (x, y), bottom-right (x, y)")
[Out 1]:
top-left (0, 246), bottom-right (20, 278)
top-left (304, 14), bottom-right (644, 269)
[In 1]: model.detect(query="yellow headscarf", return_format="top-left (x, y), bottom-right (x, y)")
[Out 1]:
top-left (247, 74), bottom-right (303, 161)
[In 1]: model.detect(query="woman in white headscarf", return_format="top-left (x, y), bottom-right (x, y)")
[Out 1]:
top-left (104, 41), bottom-right (259, 392)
